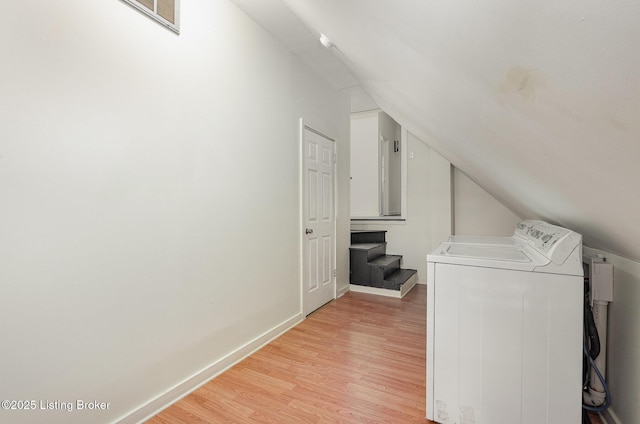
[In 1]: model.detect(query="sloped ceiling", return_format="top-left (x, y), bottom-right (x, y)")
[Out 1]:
top-left (231, 0), bottom-right (640, 261)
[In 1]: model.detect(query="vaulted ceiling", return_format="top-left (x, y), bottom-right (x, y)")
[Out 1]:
top-left (231, 0), bottom-right (640, 261)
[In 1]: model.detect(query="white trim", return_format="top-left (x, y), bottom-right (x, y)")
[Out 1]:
top-left (304, 125), bottom-right (336, 141)
top-left (114, 313), bottom-right (303, 424)
top-left (298, 119), bottom-right (305, 317)
top-left (121, 0), bottom-right (180, 34)
top-left (349, 273), bottom-right (416, 298)
top-left (400, 126), bottom-right (408, 218)
top-left (350, 284), bottom-right (402, 298)
top-left (336, 285), bottom-right (350, 298)
top-left (350, 217), bottom-right (406, 224)
top-left (400, 274), bottom-right (417, 297)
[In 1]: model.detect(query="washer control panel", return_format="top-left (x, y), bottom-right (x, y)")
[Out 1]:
top-left (515, 220), bottom-right (582, 264)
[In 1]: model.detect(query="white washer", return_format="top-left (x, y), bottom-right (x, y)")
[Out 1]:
top-left (448, 219), bottom-right (571, 247)
top-left (426, 221), bottom-right (583, 424)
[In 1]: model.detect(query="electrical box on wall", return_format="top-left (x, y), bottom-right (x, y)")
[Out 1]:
top-left (583, 254), bottom-right (614, 306)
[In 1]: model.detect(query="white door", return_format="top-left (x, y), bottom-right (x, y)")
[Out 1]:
top-left (303, 126), bottom-right (335, 316)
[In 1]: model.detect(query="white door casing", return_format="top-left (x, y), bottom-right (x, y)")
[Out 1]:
top-left (302, 125), bottom-right (336, 316)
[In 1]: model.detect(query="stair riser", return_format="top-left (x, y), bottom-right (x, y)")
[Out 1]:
top-left (368, 263), bottom-right (401, 287)
top-left (365, 243), bottom-right (386, 261)
top-left (384, 269), bottom-right (418, 290)
top-left (368, 268), bottom-right (386, 288)
top-left (351, 231), bottom-right (386, 244)
top-left (368, 259), bottom-right (401, 278)
top-left (349, 250), bottom-right (371, 286)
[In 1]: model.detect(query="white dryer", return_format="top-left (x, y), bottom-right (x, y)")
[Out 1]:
top-left (426, 221), bottom-right (583, 424)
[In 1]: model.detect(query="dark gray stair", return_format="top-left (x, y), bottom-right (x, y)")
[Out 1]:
top-left (369, 254), bottom-right (401, 270)
top-left (384, 268), bottom-right (418, 290)
top-left (349, 230), bottom-right (417, 296)
top-left (351, 230), bottom-right (387, 244)
top-left (368, 255), bottom-right (402, 288)
top-left (349, 242), bottom-right (386, 260)
top-left (349, 242), bottom-right (386, 286)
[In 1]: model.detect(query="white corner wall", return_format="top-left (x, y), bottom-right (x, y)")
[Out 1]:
top-left (583, 247), bottom-right (640, 424)
top-left (351, 132), bottom-right (451, 283)
top-left (453, 168), bottom-right (521, 236)
top-left (0, 1), bottom-right (349, 423)
top-left (378, 112), bottom-right (401, 216)
top-left (349, 111), bottom-right (379, 217)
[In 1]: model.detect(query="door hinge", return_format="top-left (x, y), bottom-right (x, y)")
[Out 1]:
top-left (333, 269), bottom-right (337, 277)
top-left (333, 153), bottom-right (337, 163)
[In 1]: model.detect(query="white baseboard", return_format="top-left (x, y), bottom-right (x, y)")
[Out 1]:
top-left (114, 313), bottom-right (303, 424)
top-left (400, 274), bottom-right (417, 297)
top-left (337, 284), bottom-right (350, 298)
top-left (349, 275), bottom-right (417, 299)
top-left (350, 284), bottom-right (403, 298)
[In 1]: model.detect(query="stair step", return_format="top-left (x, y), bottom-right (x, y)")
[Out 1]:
top-left (384, 269), bottom-right (418, 291)
top-left (368, 254), bottom-right (402, 268)
top-left (349, 243), bottom-right (387, 286)
top-left (349, 230), bottom-right (415, 294)
top-left (351, 230), bottom-right (387, 244)
top-left (349, 242), bottom-right (384, 251)
top-left (367, 255), bottom-right (402, 287)
top-left (349, 242), bottom-right (386, 260)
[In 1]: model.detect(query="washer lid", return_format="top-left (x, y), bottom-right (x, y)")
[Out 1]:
top-left (427, 242), bottom-right (549, 271)
top-left (447, 235), bottom-right (520, 246)
top-left (445, 244), bottom-right (530, 262)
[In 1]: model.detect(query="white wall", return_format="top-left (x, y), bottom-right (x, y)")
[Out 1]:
top-left (378, 112), bottom-right (401, 215)
top-left (429, 146), bottom-right (453, 250)
top-left (583, 247), bottom-right (640, 424)
top-left (351, 132), bottom-right (451, 283)
top-left (335, 110), bottom-right (352, 297)
top-left (347, 85), bottom-right (379, 114)
top-left (453, 168), bottom-right (522, 236)
top-left (350, 110), bottom-right (401, 217)
top-left (0, 1), bottom-right (349, 423)
top-left (349, 111), bottom-right (379, 217)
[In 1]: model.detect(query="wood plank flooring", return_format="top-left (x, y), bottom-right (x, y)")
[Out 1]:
top-left (148, 285), bottom-right (431, 423)
top-left (147, 285), bottom-right (602, 424)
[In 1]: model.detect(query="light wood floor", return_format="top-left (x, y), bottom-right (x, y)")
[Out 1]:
top-left (148, 285), bottom-right (431, 423)
top-left (147, 285), bottom-right (602, 424)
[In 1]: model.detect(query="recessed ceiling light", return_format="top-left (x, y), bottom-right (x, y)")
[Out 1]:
top-left (319, 33), bottom-right (335, 49)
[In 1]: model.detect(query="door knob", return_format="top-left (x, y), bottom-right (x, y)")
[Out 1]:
top-left (305, 228), bottom-right (314, 234)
